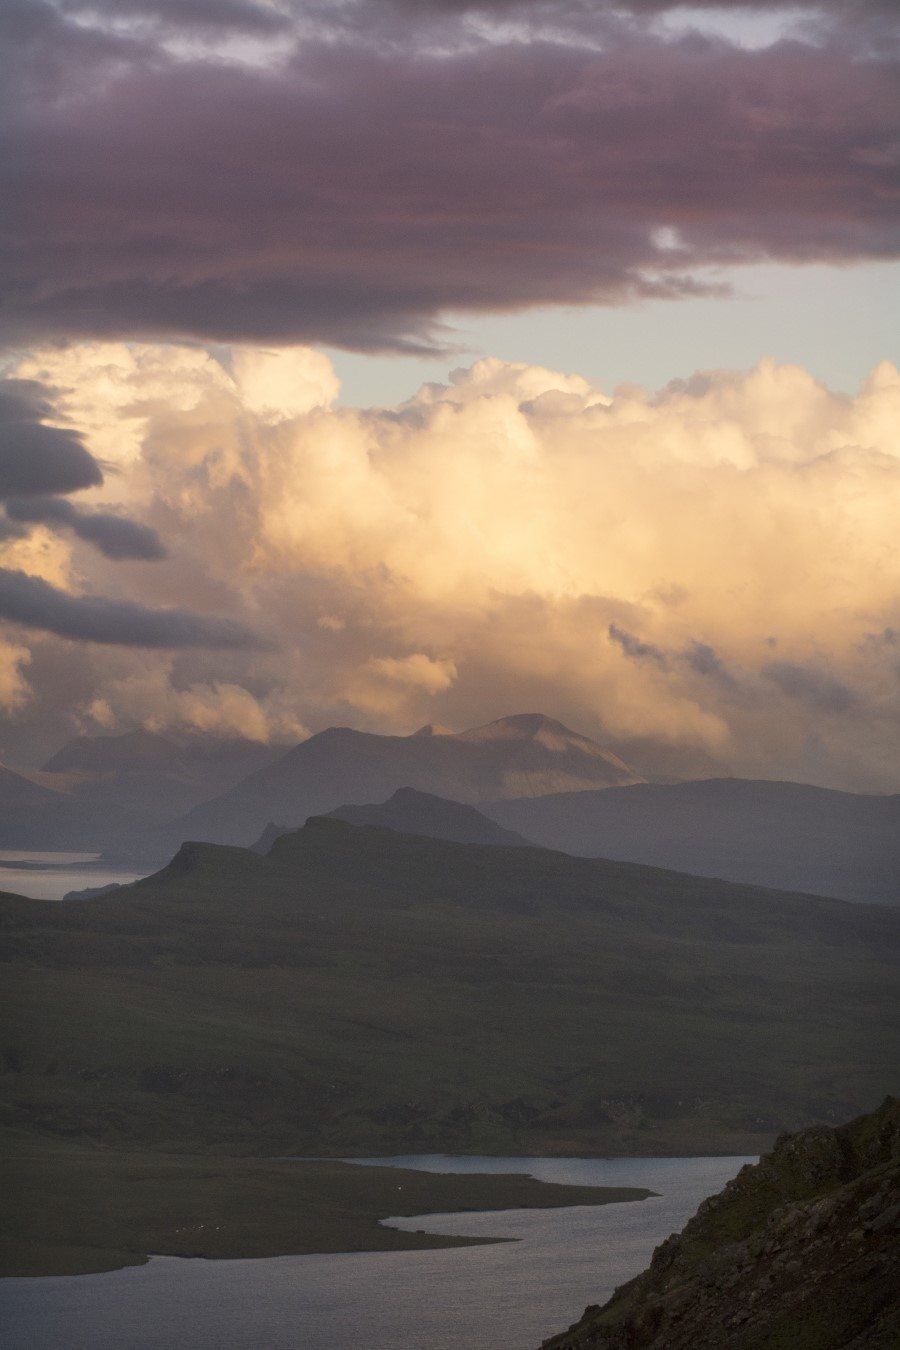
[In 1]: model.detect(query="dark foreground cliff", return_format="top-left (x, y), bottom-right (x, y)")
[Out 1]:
top-left (541, 1096), bottom-right (900, 1350)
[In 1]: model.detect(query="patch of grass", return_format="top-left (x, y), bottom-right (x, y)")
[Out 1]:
top-left (0, 1131), bottom-right (652, 1276)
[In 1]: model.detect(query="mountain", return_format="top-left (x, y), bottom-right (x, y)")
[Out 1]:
top-left (43, 730), bottom-right (283, 823)
top-left (0, 762), bottom-right (139, 851)
top-left (540, 1097), bottom-right (900, 1350)
top-left (325, 787), bottom-right (530, 847)
top-left (248, 822), bottom-right (291, 854)
top-left (2, 818), bottom-right (896, 1157)
top-left (485, 778), bottom-right (900, 906)
top-left (137, 714), bottom-right (640, 859)
top-left (0, 731), bottom-right (285, 852)
top-left (44, 729), bottom-right (187, 774)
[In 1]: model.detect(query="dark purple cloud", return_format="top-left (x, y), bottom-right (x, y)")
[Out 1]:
top-left (684, 640), bottom-right (737, 688)
top-left (5, 497), bottom-right (167, 560)
top-left (608, 623), bottom-right (668, 667)
top-left (763, 660), bottom-right (856, 713)
top-left (57, 0), bottom-right (896, 27)
top-left (0, 567), bottom-right (263, 648)
top-left (0, 381), bottom-right (103, 498)
top-left (2, 5), bottom-right (897, 351)
top-left (0, 376), bottom-right (165, 561)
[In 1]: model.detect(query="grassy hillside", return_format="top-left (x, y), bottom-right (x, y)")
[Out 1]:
top-left (1, 1131), bottom-right (651, 1277)
top-left (1, 819), bottom-right (896, 1159)
top-left (540, 1097), bottom-right (900, 1349)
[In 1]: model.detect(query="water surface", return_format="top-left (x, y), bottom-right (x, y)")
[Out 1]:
top-left (0, 851), bottom-right (145, 901)
top-left (0, 1153), bottom-right (751, 1350)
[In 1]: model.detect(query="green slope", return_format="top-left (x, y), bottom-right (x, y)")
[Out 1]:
top-left (1, 818), bottom-right (897, 1157)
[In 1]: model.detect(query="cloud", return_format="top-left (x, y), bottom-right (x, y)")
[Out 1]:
top-left (762, 660), bottom-right (856, 713)
top-left (2, 342), bottom-right (899, 790)
top-left (683, 640), bottom-right (737, 688)
top-left (608, 624), bottom-right (668, 668)
top-left (56, 0), bottom-right (292, 33)
top-left (87, 665), bottom-right (307, 743)
top-left (3, 6), bottom-right (897, 351)
top-left (0, 381), bottom-right (103, 499)
top-left (0, 516), bottom-right (27, 544)
top-left (368, 653), bottom-right (458, 693)
top-left (229, 347), bottom-right (341, 421)
top-left (0, 638), bottom-right (31, 712)
top-left (5, 497), bottom-right (166, 560)
top-left (0, 567), bottom-right (263, 649)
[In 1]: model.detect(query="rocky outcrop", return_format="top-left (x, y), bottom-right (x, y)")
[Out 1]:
top-left (540, 1097), bottom-right (900, 1350)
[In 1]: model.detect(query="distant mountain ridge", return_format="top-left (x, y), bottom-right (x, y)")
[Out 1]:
top-left (0, 761), bottom-right (139, 851)
top-left (6, 718), bottom-right (899, 908)
top-left (486, 778), bottom-right (900, 906)
top-left (0, 730), bottom-right (283, 850)
top-left (43, 729), bottom-right (185, 774)
top-left (136, 713), bottom-right (641, 858)
top-left (325, 786), bottom-right (530, 848)
top-left (237, 772), bottom-right (899, 906)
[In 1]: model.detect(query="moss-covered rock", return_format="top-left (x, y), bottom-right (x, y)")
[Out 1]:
top-left (540, 1097), bottom-right (900, 1349)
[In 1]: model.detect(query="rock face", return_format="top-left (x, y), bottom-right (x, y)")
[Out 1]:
top-left (540, 1097), bottom-right (900, 1350)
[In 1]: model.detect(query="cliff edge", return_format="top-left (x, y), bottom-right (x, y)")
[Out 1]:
top-left (541, 1096), bottom-right (900, 1350)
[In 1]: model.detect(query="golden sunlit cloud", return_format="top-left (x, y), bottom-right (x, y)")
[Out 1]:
top-left (3, 342), bottom-right (899, 789)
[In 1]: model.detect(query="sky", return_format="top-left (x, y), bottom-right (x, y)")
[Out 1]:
top-left (1, 0), bottom-right (898, 790)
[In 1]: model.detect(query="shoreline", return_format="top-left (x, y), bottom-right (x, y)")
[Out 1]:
top-left (1, 1139), bottom-right (656, 1279)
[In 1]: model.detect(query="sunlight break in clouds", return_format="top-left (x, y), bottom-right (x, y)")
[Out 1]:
top-left (2, 342), bottom-right (899, 790)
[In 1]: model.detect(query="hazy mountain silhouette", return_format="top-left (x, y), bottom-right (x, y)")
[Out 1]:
top-left (325, 786), bottom-right (530, 847)
top-left (134, 714), bottom-right (640, 858)
top-left (248, 822), bottom-right (291, 854)
top-left (0, 761), bottom-right (138, 850)
top-left (0, 730), bottom-right (284, 850)
top-left (486, 778), bottom-right (900, 906)
top-left (44, 729), bottom-right (186, 774)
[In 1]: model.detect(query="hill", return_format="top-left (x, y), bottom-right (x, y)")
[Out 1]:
top-left (46, 730), bottom-right (282, 825)
top-left (0, 731), bottom-right (283, 851)
top-left (0, 762), bottom-right (139, 851)
top-left (136, 714), bottom-right (640, 858)
top-left (486, 778), bottom-right (900, 905)
top-left (43, 729), bottom-right (187, 774)
top-left (1, 819), bottom-right (896, 1158)
top-left (540, 1096), bottom-right (900, 1349)
top-left (325, 786), bottom-right (530, 847)
top-left (248, 821), bottom-right (290, 854)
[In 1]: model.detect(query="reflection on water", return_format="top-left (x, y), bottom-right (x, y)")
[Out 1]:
top-left (0, 1154), bottom-right (752, 1350)
top-left (0, 851), bottom-right (146, 901)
